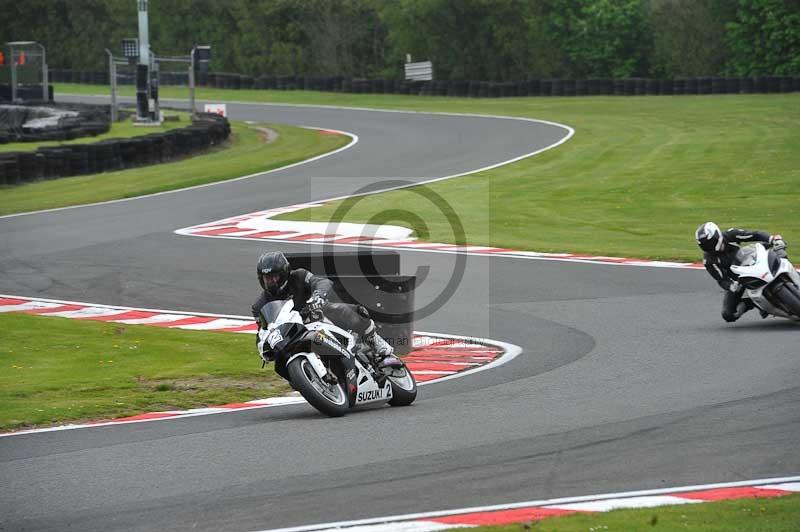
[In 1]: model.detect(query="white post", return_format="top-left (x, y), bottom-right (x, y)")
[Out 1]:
top-left (189, 47), bottom-right (196, 120)
top-left (105, 49), bottom-right (117, 122)
top-left (137, 0), bottom-right (149, 66)
top-left (10, 46), bottom-right (17, 102)
top-left (39, 43), bottom-right (48, 101)
top-left (136, 0), bottom-right (151, 120)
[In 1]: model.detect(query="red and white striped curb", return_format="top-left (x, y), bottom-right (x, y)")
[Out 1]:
top-left (256, 477), bottom-right (800, 532)
top-left (176, 203), bottom-right (706, 270)
top-left (0, 295), bottom-right (516, 436)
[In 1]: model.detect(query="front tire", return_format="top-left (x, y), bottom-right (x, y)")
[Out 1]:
top-left (387, 364), bottom-right (417, 407)
top-left (287, 357), bottom-right (349, 417)
top-left (775, 283), bottom-right (800, 318)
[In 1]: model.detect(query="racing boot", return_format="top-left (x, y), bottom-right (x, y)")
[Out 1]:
top-left (363, 323), bottom-right (402, 370)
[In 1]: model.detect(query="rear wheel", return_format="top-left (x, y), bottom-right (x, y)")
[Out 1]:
top-left (386, 363), bottom-right (417, 407)
top-left (775, 283), bottom-right (800, 318)
top-left (287, 357), bottom-right (349, 417)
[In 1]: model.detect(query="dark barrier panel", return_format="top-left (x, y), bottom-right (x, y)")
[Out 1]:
top-left (283, 251), bottom-right (412, 354)
top-left (328, 275), bottom-right (415, 355)
top-left (52, 69), bottom-right (800, 100)
top-left (284, 251), bottom-right (400, 277)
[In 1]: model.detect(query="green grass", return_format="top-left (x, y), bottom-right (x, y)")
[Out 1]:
top-left (1, 119), bottom-right (348, 215)
top-left (0, 110), bottom-right (187, 153)
top-left (0, 313), bottom-right (289, 431)
top-left (55, 83), bottom-right (799, 262)
top-left (467, 494), bottom-right (800, 531)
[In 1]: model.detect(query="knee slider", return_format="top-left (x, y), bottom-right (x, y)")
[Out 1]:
top-left (356, 305), bottom-right (371, 319)
top-left (721, 310), bottom-right (738, 323)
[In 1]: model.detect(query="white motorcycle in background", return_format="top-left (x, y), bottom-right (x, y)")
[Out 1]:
top-left (730, 243), bottom-right (800, 320)
top-left (256, 298), bottom-right (417, 416)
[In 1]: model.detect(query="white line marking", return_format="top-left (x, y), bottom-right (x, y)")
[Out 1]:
top-left (550, 495), bottom-right (701, 512)
top-left (759, 482), bottom-right (800, 492)
top-left (35, 307), bottom-right (130, 319)
top-left (0, 301), bottom-right (63, 312)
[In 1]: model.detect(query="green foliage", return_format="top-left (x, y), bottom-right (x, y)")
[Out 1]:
top-left (726, 0), bottom-right (800, 75)
top-left (548, 0), bottom-right (653, 78)
top-left (648, 0), bottom-right (737, 77)
top-left (0, 0), bottom-right (798, 79)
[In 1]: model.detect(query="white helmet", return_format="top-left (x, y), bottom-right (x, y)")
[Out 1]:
top-left (695, 222), bottom-right (724, 252)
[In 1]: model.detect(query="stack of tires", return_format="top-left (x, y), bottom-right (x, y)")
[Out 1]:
top-left (0, 113), bottom-right (231, 186)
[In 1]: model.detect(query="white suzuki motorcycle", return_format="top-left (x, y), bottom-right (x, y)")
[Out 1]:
top-left (256, 299), bottom-right (417, 416)
top-left (730, 243), bottom-right (800, 320)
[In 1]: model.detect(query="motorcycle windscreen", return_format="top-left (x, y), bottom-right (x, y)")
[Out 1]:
top-left (735, 247), bottom-right (757, 266)
top-left (259, 299), bottom-right (292, 327)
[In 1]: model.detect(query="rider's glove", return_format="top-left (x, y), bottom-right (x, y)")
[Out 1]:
top-left (727, 280), bottom-right (741, 293)
top-left (307, 291), bottom-right (327, 313)
top-left (770, 234), bottom-right (787, 251)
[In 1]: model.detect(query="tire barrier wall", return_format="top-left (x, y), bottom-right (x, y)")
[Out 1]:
top-left (0, 112), bottom-right (230, 186)
top-left (49, 69), bottom-right (800, 98)
top-left (0, 103), bottom-right (110, 144)
top-left (285, 252), bottom-right (414, 355)
top-left (0, 84), bottom-right (54, 103)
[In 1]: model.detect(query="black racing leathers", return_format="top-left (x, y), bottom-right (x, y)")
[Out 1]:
top-left (702, 228), bottom-right (772, 322)
top-left (702, 228), bottom-right (772, 291)
top-left (251, 268), bottom-right (372, 343)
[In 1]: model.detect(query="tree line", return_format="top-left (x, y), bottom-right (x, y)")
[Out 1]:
top-left (2, 0), bottom-right (798, 80)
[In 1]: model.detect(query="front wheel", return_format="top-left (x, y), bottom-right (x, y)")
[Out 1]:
top-left (774, 283), bottom-right (800, 318)
top-left (287, 356), bottom-right (349, 417)
top-left (386, 363), bottom-right (417, 407)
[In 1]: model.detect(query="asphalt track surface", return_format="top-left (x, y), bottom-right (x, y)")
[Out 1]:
top-left (1, 97), bottom-right (798, 532)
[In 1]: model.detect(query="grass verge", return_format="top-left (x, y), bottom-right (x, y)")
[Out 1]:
top-left (1, 118), bottom-right (349, 215)
top-left (55, 83), bottom-right (799, 262)
top-left (0, 110), bottom-right (187, 153)
top-left (0, 313), bottom-right (288, 432)
top-left (468, 493), bottom-right (800, 531)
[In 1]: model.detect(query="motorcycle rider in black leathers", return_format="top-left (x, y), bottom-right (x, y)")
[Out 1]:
top-left (695, 222), bottom-right (788, 322)
top-left (252, 251), bottom-right (399, 368)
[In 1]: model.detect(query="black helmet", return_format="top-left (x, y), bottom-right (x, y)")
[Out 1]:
top-left (257, 251), bottom-right (290, 296)
top-left (695, 222), bottom-right (724, 252)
